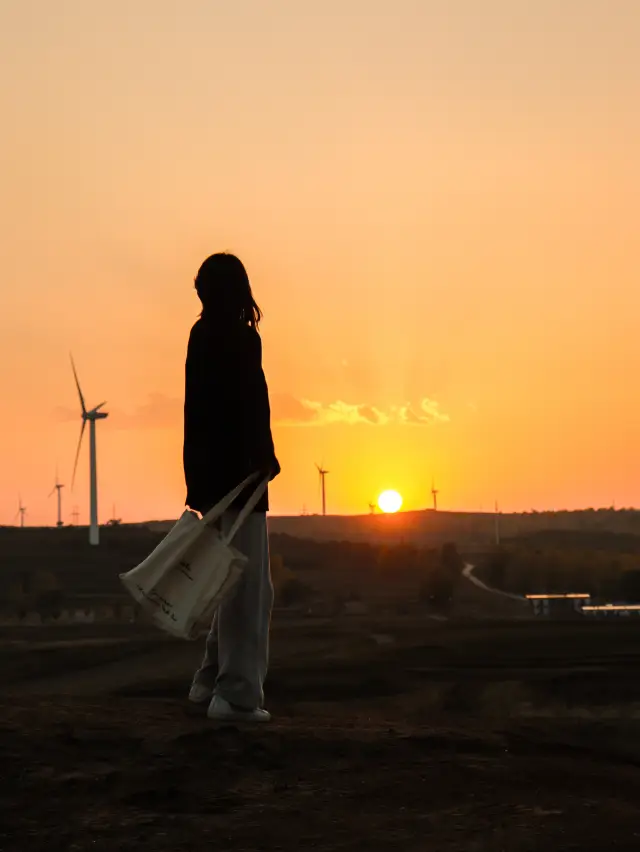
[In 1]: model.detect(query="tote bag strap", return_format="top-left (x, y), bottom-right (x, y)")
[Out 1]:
top-left (223, 476), bottom-right (270, 545)
top-left (200, 472), bottom-right (260, 527)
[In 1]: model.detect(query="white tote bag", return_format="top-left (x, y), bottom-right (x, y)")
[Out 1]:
top-left (119, 472), bottom-right (268, 640)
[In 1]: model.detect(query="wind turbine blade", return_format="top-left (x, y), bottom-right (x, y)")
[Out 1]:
top-left (70, 354), bottom-right (87, 414)
top-left (71, 419), bottom-right (87, 489)
top-left (48, 486), bottom-right (56, 498)
top-left (93, 401), bottom-right (107, 412)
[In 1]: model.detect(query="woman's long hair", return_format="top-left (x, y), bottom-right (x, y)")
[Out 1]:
top-left (194, 253), bottom-right (263, 329)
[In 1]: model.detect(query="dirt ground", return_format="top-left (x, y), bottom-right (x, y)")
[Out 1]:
top-left (2, 617), bottom-right (640, 851)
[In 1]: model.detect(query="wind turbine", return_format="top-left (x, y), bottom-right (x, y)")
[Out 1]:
top-left (49, 470), bottom-right (65, 528)
top-left (368, 501), bottom-right (377, 514)
top-left (70, 355), bottom-right (108, 545)
top-left (106, 502), bottom-right (122, 526)
top-left (15, 495), bottom-right (26, 528)
top-left (431, 479), bottom-right (439, 511)
top-left (316, 463), bottom-right (329, 516)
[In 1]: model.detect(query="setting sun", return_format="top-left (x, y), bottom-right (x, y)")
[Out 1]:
top-left (378, 490), bottom-right (403, 514)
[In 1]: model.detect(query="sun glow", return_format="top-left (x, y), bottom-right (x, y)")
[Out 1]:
top-left (377, 490), bottom-right (403, 514)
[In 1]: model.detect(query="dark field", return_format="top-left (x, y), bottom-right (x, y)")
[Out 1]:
top-left (2, 616), bottom-right (640, 851)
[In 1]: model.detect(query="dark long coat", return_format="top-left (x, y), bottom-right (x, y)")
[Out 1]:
top-left (183, 317), bottom-right (279, 514)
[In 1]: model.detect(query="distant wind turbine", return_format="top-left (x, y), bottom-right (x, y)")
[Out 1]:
top-left (15, 495), bottom-right (26, 528)
top-left (368, 501), bottom-right (377, 514)
top-left (431, 479), bottom-right (439, 511)
top-left (70, 355), bottom-right (108, 545)
top-left (49, 470), bottom-right (65, 528)
top-left (316, 463), bottom-right (329, 516)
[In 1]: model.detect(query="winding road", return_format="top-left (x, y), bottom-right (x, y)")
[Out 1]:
top-left (462, 563), bottom-right (527, 602)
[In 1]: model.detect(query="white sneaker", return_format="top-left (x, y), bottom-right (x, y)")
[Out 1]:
top-left (188, 683), bottom-right (213, 705)
top-left (207, 695), bottom-right (271, 724)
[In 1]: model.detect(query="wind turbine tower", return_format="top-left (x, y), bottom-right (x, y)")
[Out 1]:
top-left (15, 496), bottom-right (26, 528)
top-left (49, 473), bottom-right (65, 528)
top-left (70, 355), bottom-right (109, 546)
top-left (316, 463), bottom-right (329, 516)
top-left (431, 479), bottom-right (439, 511)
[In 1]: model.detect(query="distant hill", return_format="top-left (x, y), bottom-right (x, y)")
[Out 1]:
top-left (122, 507), bottom-right (640, 547)
top-left (267, 507), bottom-right (640, 547)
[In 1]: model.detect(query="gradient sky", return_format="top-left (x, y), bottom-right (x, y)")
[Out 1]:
top-left (1, 0), bottom-right (639, 525)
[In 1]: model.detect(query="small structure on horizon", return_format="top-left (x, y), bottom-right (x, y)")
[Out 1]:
top-left (526, 593), bottom-right (590, 617)
top-left (316, 463), bottom-right (329, 516)
top-left (15, 495), bottom-right (26, 528)
top-left (49, 472), bottom-right (65, 528)
top-left (582, 602), bottom-right (640, 617)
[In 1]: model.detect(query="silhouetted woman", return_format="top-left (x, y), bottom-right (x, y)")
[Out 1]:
top-left (184, 253), bottom-right (280, 723)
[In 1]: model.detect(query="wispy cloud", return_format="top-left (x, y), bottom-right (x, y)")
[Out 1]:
top-left (115, 394), bottom-right (182, 429)
top-left (53, 394), bottom-right (182, 430)
top-left (54, 406), bottom-right (79, 423)
top-left (55, 393), bottom-right (449, 430)
top-left (271, 394), bottom-right (449, 427)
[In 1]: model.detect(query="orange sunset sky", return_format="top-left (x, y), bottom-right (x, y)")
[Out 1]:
top-left (1, 0), bottom-right (639, 526)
